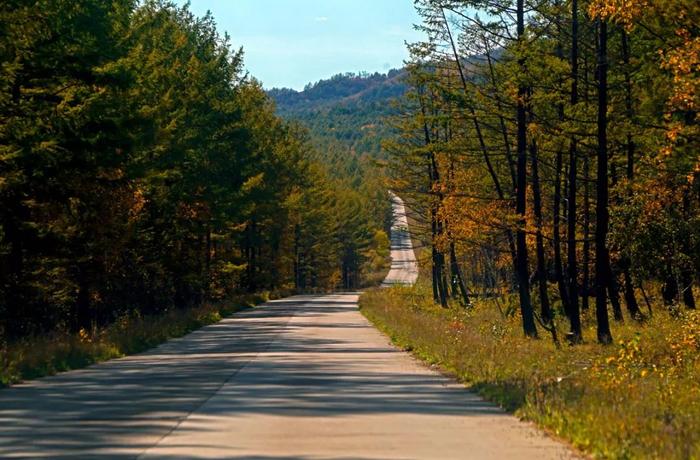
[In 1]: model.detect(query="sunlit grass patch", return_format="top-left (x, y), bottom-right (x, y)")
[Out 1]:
top-left (360, 284), bottom-right (700, 459)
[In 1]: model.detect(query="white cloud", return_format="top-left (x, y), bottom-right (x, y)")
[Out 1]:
top-left (314, 16), bottom-right (328, 22)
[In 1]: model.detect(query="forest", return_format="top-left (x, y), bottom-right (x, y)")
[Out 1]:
top-left (1, 0), bottom-right (699, 457)
top-left (386, 0), bottom-right (698, 342)
top-left (0, 0), bottom-right (388, 348)
top-left (357, 0), bottom-right (699, 456)
top-left (269, 70), bottom-right (406, 184)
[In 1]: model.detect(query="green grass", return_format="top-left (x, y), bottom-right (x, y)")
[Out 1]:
top-left (360, 283), bottom-right (700, 459)
top-left (0, 290), bottom-right (291, 387)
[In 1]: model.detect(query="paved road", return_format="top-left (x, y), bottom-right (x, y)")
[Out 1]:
top-left (0, 196), bottom-right (575, 459)
top-left (381, 193), bottom-right (418, 287)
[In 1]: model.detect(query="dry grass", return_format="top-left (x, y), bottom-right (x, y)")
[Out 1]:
top-left (360, 283), bottom-right (700, 459)
top-left (0, 290), bottom-right (291, 387)
top-left (360, 268), bottom-right (390, 288)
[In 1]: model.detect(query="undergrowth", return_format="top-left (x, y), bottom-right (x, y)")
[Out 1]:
top-left (0, 290), bottom-right (291, 387)
top-left (360, 284), bottom-right (700, 459)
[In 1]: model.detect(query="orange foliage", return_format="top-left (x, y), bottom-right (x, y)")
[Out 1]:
top-left (587, 0), bottom-right (647, 30)
top-left (590, 0), bottom-right (699, 161)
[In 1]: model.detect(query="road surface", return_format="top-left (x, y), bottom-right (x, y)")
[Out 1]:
top-left (381, 192), bottom-right (419, 287)
top-left (0, 196), bottom-right (575, 459)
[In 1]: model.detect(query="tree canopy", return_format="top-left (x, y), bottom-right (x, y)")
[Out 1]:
top-left (0, 0), bottom-right (388, 341)
top-left (388, 0), bottom-right (699, 343)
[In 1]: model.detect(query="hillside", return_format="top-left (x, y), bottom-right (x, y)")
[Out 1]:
top-left (268, 69), bottom-right (405, 113)
top-left (267, 70), bottom-right (407, 176)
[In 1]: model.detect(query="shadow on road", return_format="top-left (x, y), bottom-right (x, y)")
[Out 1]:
top-left (0, 295), bottom-right (502, 459)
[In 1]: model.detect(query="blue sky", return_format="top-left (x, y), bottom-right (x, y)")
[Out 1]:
top-left (178, 0), bottom-right (423, 90)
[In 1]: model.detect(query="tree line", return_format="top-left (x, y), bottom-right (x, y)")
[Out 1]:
top-left (0, 0), bottom-right (387, 342)
top-left (388, 0), bottom-right (698, 343)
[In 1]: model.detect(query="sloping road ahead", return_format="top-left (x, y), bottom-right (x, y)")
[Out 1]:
top-left (0, 195), bottom-right (574, 459)
top-left (381, 193), bottom-right (418, 287)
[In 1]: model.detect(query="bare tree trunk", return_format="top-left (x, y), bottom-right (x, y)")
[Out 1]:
top-left (516, 0), bottom-right (538, 337)
top-left (436, 212), bottom-right (449, 307)
top-left (582, 147), bottom-right (591, 311)
top-left (619, 29), bottom-right (642, 320)
top-left (553, 147), bottom-right (570, 311)
top-left (681, 193), bottom-right (697, 310)
top-left (608, 264), bottom-right (624, 321)
top-left (566, 0), bottom-right (583, 342)
top-left (681, 270), bottom-right (696, 309)
top-left (528, 102), bottom-right (552, 323)
top-left (553, 17), bottom-right (571, 321)
top-left (205, 226), bottom-right (212, 298)
top-left (294, 223), bottom-right (301, 290)
top-left (429, 160), bottom-right (441, 304)
top-left (419, 93), bottom-right (442, 305)
top-left (421, 95), bottom-right (448, 308)
top-left (595, 19), bottom-right (613, 344)
top-left (449, 240), bottom-right (471, 306)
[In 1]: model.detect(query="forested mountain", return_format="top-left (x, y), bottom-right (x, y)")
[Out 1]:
top-left (268, 70), bottom-right (407, 179)
top-left (269, 70), bottom-right (405, 112)
top-left (0, 0), bottom-right (387, 341)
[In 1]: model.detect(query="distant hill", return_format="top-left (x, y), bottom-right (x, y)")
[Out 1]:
top-left (268, 69), bottom-right (406, 114)
top-left (267, 69), bottom-right (407, 179)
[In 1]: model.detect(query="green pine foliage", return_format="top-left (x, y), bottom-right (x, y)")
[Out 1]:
top-left (0, 1), bottom-right (387, 348)
top-left (269, 71), bottom-right (402, 287)
top-left (268, 70), bottom-right (406, 173)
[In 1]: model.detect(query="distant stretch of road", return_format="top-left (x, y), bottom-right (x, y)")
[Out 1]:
top-left (0, 195), bottom-right (575, 459)
top-left (381, 192), bottom-right (419, 287)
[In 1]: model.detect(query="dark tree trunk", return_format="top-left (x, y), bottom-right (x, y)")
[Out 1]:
top-left (622, 31), bottom-right (635, 181)
top-left (582, 145), bottom-right (591, 311)
top-left (426, 92), bottom-right (449, 308)
top-left (640, 281), bottom-right (654, 317)
top-left (74, 270), bottom-right (91, 333)
top-left (553, 3), bottom-right (570, 317)
top-left (431, 244), bottom-right (440, 303)
top-left (269, 235), bottom-right (279, 291)
top-left (608, 262), bottom-right (624, 322)
top-left (566, 0), bottom-right (583, 342)
top-left (429, 164), bottom-right (441, 304)
top-left (619, 30), bottom-right (642, 320)
top-left (294, 223), bottom-right (303, 290)
top-left (680, 192), bottom-right (696, 309)
top-left (516, 0), bottom-right (537, 338)
top-left (623, 268), bottom-right (642, 319)
top-left (431, 232), bottom-right (439, 303)
top-left (553, 146), bottom-right (570, 313)
top-left (449, 241), bottom-right (471, 307)
top-left (662, 274), bottom-right (679, 306)
top-left (681, 271), bottom-right (696, 309)
top-left (595, 19), bottom-right (613, 344)
top-left (436, 216), bottom-right (449, 307)
top-left (528, 105), bottom-right (552, 323)
top-left (247, 220), bottom-right (257, 293)
top-left (567, 140), bottom-right (580, 321)
top-left (2, 213), bottom-right (24, 338)
top-left (419, 95), bottom-right (443, 306)
top-left (205, 226), bottom-right (212, 298)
